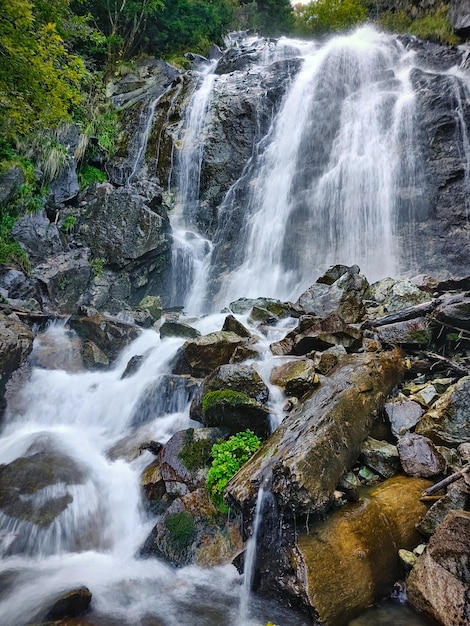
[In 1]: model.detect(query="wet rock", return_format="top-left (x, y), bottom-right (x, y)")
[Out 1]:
top-left (367, 277), bottom-right (431, 315)
top-left (385, 397), bottom-right (424, 437)
top-left (0, 267), bottom-right (40, 303)
top-left (131, 374), bottom-right (200, 427)
top-left (397, 433), bottom-right (447, 478)
top-left (69, 310), bottom-right (140, 364)
top-left (35, 586), bottom-right (92, 622)
top-left (227, 297), bottom-right (296, 318)
top-left (160, 320), bottom-right (200, 339)
top-left (248, 305), bottom-right (277, 325)
top-left (226, 349), bottom-right (404, 517)
top-left (360, 437), bottom-right (400, 479)
top-left (158, 427), bottom-right (225, 496)
top-left (270, 358), bottom-right (319, 397)
top-left (221, 314), bottom-right (251, 337)
top-left (13, 209), bottom-right (64, 264)
top-left (142, 488), bottom-right (243, 568)
top-left (201, 390), bottom-right (271, 438)
top-left (295, 265), bottom-right (368, 323)
top-left (82, 340), bottom-right (110, 370)
top-left (416, 477), bottom-right (470, 537)
top-left (270, 313), bottom-right (362, 356)
top-left (139, 295), bottom-right (162, 321)
top-left (285, 476), bottom-right (430, 626)
top-left (120, 354), bottom-right (144, 378)
top-left (141, 460), bottom-right (167, 513)
top-left (415, 376), bottom-right (470, 446)
top-left (29, 327), bottom-right (84, 372)
top-left (311, 345), bottom-right (346, 374)
top-left (33, 249), bottom-right (91, 313)
top-left (407, 510), bottom-right (470, 626)
top-left (0, 313), bottom-right (34, 402)
top-left (172, 331), bottom-right (257, 378)
top-left (375, 317), bottom-right (432, 346)
top-left (48, 125), bottom-right (82, 204)
top-left (435, 294), bottom-right (470, 331)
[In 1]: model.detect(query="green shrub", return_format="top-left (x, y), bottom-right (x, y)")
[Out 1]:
top-left (294, 0), bottom-right (367, 35)
top-left (61, 215), bottom-right (77, 234)
top-left (90, 256), bottom-right (106, 277)
top-left (78, 165), bottom-right (107, 189)
top-left (377, 6), bottom-right (460, 45)
top-left (164, 511), bottom-right (196, 549)
top-left (206, 430), bottom-right (262, 513)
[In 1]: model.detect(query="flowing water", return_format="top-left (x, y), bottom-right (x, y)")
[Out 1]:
top-left (0, 26), bottom-right (458, 626)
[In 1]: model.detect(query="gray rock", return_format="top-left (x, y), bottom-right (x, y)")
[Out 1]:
top-left (201, 389), bottom-right (271, 438)
top-left (367, 277), bottom-right (431, 314)
top-left (0, 167), bottom-right (24, 207)
top-left (376, 317), bottom-right (432, 346)
top-left (360, 436), bottom-right (400, 479)
top-left (35, 587), bottom-right (92, 622)
top-left (48, 125), bottom-right (82, 204)
top-left (221, 314), bottom-right (251, 337)
top-left (12, 209), bottom-right (64, 263)
top-left (270, 358), bottom-right (319, 397)
top-left (397, 432), bottom-right (447, 478)
top-left (450, 0), bottom-right (470, 36)
top-left (0, 313), bottom-right (34, 401)
top-left (160, 320), bottom-right (200, 339)
top-left (385, 397), bottom-right (424, 436)
top-left (417, 478), bottom-right (470, 537)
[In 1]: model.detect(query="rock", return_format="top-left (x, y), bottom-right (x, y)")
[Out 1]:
top-left (270, 313), bottom-right (362, 356)
top-left (69, 310), bottom-right (140, 364)
top-left (367, 277), bottom-right (431, 314)
top-left (413, 384), bottom-right (439, 408)
top-left (141, 488), bottom-right (243, 567)
top-left (407, 510), bottom-right (470, 626)
top-left (120, 354), bottom-right (144, 378)
top-left (270, 358), bottom-right (319, 397)
top-left (33, 249), bottom-right (91, 313)
top-left (160, 320), bottom-right (200, 339)
top-left (376, 317), bottom-right (432, 347)
top-left (385, 397), bottom-right (424, 436)
top-left (397, 433), bottom-right (447, 478)
top-left (48, 125), bottom-right (81, 204)
top-left (311, 345), bottom-right (346, 374)
top-left (225, 349), bottom-right (404, 518)
top-left (0, 166), bottom-right (24, 206)
top-left (417, 478), bottom-right (470, 537)
top-left (29, 327), bottom-right (84, 372)
top-left (0, 313), bottom-right (34, 402)
top-left (221, 314), bottom-right (251, 337)
top-left (284, 476), bottom-right (431, 626)
top-left (227, 297), bottom-right (296, 318)
top-left (360, 437), bottom-right (400, 479)
top-left (12, 209), bottom-right (64, 264)
top-left (82, 340), bottom-right (110, 369)
top-left (172, 331), bottom-right (257, 378)
top-left (458, 442), bottom-right (470, 463)
top-left (248, 305), bottom-right (277, 325)
top-left (435, 294), bottom-right (470, 331)
top-left (139, 295), bottom-right (162, 320)
top-left (450, 0), bottom-right (470, 36)
top-left (295, 265), bottom-right (368, 323)
top-left (201, 389), bottom-right (271, 438)
top-left (0, 267), bottom-right (41, 303)
top-left (141, 460), bottom-right (167, 512)
top-left (35, 586), bottom-right (92, 622)
top-left (130, 374), bottom-right (200, 427)
top-left (158, 427), bottom-right (225, 496)
top-left (415, 376), bottom-right (470, 446)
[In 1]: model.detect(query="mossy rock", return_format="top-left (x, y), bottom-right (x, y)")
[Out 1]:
top-left (201, 390), bottom-right (271, 438)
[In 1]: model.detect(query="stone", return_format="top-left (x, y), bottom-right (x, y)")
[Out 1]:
top-left (367, 277), bottom-right (431, 313)
top-left (376, 317), bottom-right (432, 347)
top-left (385, 397), bottom-right (424, 437)
top-left (82, 340), bottom-right (110, 369)
top-left (407, 510), bottom-right (470, 626)
top-left (47, 124), bottom-right (81, 204)
top-left (141, 460), bottom-right (168, 513)
top-left (201, 390), bottom-right (271, 438)
top-left (0, 313), bottom-right (34, 400)
top-left (286, 476), bottom-right (431, 626)
top-left (397, 433), bottom-right (447, 478)
top-left (221, 314), bottom-right (251, 337)
top-left (436, 294), bottom-right (470, 331)
top-left (34, 586), bottom-right (92, 622)
top-left (450, 0), bottom-right (470, 36)
top-left (413, 384), bottom-right (439, 407)
top-left (416, 478), bottom-right (470, 537)
top-left (12, 209), bottom-right (64, 264)
top-left (160, 320), bottom-right (200, 339)
top-left (139, 295), bottom-right (163, 320)
top-left (415, 376), bottom-right (470, 446)
top-left (29, 327), bottom-right (84, 372)
top-left (360, 437), bottom-right (400, 479)
top-left (226, 349), bottom-right (404, 517)
top-left (270, 358), bottom-right (319, 397)
top-left (295, 264), bottom-right (368, 323)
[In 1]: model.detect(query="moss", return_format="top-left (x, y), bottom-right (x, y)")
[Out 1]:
top-left (202, 390), bottom-right (256, 415)
top-left (164, 511), bottom-right (196, 549)
top-left (179, 438), bottom-right (215, 471)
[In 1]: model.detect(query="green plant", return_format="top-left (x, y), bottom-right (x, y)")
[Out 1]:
top-left (164, 511), bottom-right (196, 549)
top-left (206, 430), bottom-right (262, 513)
top-left (90, 257), bottom-right (106, 278)
top-left (294, 0), bottom-right (367, 35)
top-left (61, 215), bottom-right (77, 234)
top-left (377, 6), bottom-right (460, 45)
top-left (78, 165), bottom-right (107, 189)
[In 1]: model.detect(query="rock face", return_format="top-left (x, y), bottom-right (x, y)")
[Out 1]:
top-left (450, 0), bottom-right (470, 36)
top-left (287, 476), bottom-right (431, 626)
top-left (0, 313), bottom-right (34, 404)
top-left (225, 349), bottom-right (404, 517)
top-left (407, 510), bottom-right (470, 626)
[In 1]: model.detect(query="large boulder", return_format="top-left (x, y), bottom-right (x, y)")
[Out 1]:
top-left (12, 209), bottom-right (64, 264)
top-left (397, 433), bottom-right (447, 477)
top-left (225, 349), bottom-right (404, 518)
top-left (415, 376), bottom-right (470, 446)
top-left (407, 510), bottom-right (470, 626)
top-left (450, 0), bottom-right (470, 36)
top-left (201, 390), bottom-right (271, 438)
top-left (0, 313), bottom-right (34, 402)
top-left (285, 476), bottom-right (431, 626)
top-left (295, 265), bottom-right (368, 323)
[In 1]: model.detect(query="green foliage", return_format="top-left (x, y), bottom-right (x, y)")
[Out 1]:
top-left (206, 430), bottom-right (261, 513)
top-left (377, 6), bottom-right (459, 45)
top-left (294, 0), bottom-right (367, 35)
top-left (202, 389), bottom-right (255, 415)
top-left (249, 0), bottom-right (294, 35)
top-left (78, 165), bottom-right (107, 189)
top-left (90, 256), bottom-right (106, 277)
top-left (0, 212), bottom-right (30, 270)
top-left (60, 215), bottom-right (77, 234)
top-left (179, 434), bottom-right (215, 471)
top-left (164, 511), bottom-right (196, 549)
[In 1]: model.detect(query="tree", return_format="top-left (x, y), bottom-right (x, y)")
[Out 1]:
top-left (294, 0), bottom-right (367, 35)
top-left (249, 0), bottom-right (294, 35)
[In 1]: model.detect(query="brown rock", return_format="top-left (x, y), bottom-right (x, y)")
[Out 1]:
top-left (397, 433), bottom-right (447, 478)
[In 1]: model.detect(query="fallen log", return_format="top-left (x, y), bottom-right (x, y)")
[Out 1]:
top-left (422, 463), bottom-right (470, 497)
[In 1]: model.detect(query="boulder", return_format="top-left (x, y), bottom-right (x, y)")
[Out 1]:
top-left (270, 313), bottom-right (362, 356)
top-left (450, 0), bottom-right (470, 36)
top-left (435, 294), bottom-right (470, 331)
top-left (172, 331), bottom-right (258, 378)
top-left (225, 349), bottom-right (404, 518)
top-left (415, 376), bottom-right (470, 446)
top-left (0, 313), bottom-right (34, 406)
top-left (360, 436), bottom-right (400, 479)
top-left (397, 433), bottom-right (447, 478)
top-left (29, 327), bottom-right (84, 372)
top-left (160, 320), bottom-right (200, 339)
top-left (141, 488), bottom-right (243, 567)
top-left (48, 125), bottom-right (82, 204)
top-left (69, 310), bottom-right (140, 364)
top-left (384, 397), bottom-right (424, 437)
top-left (367, 277), bottom-right (431, 314)
top-left (221, 314), bottom-right (251, 337)
top-left (0, 267), bottom-right (41, 304)
top-left (33, 249), bottom-right (91, 313)
top-left (284, 476), bottom-right (431, 626)
top-left (34, 586), bottom-right (92, 623)
top-left (270, 358), bottom-right (319, 397)
top-left (407, 510), bottom-right (470, 626)
top-left (139, 295), bottom-right (163, 321)
top-left (295, 265), bottom-right (368, 323)
top-left (417, 477), bottom-right (470, 537)
top-left (376, 317), bottom-right (432, 346)
top-left (201, 390), bottom-right (271, 438)
top-left (12, 209), bottom-right (64, 263)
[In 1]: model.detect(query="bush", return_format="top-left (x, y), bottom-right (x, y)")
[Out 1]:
top-left (377, 6), bottom-right (460, 45)
top-left (78, 164), bottom-right (107, 189)
top-left (294, 0), bottom-right (367, 35)
top-left (206, 430), bottom-right (262, 513)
